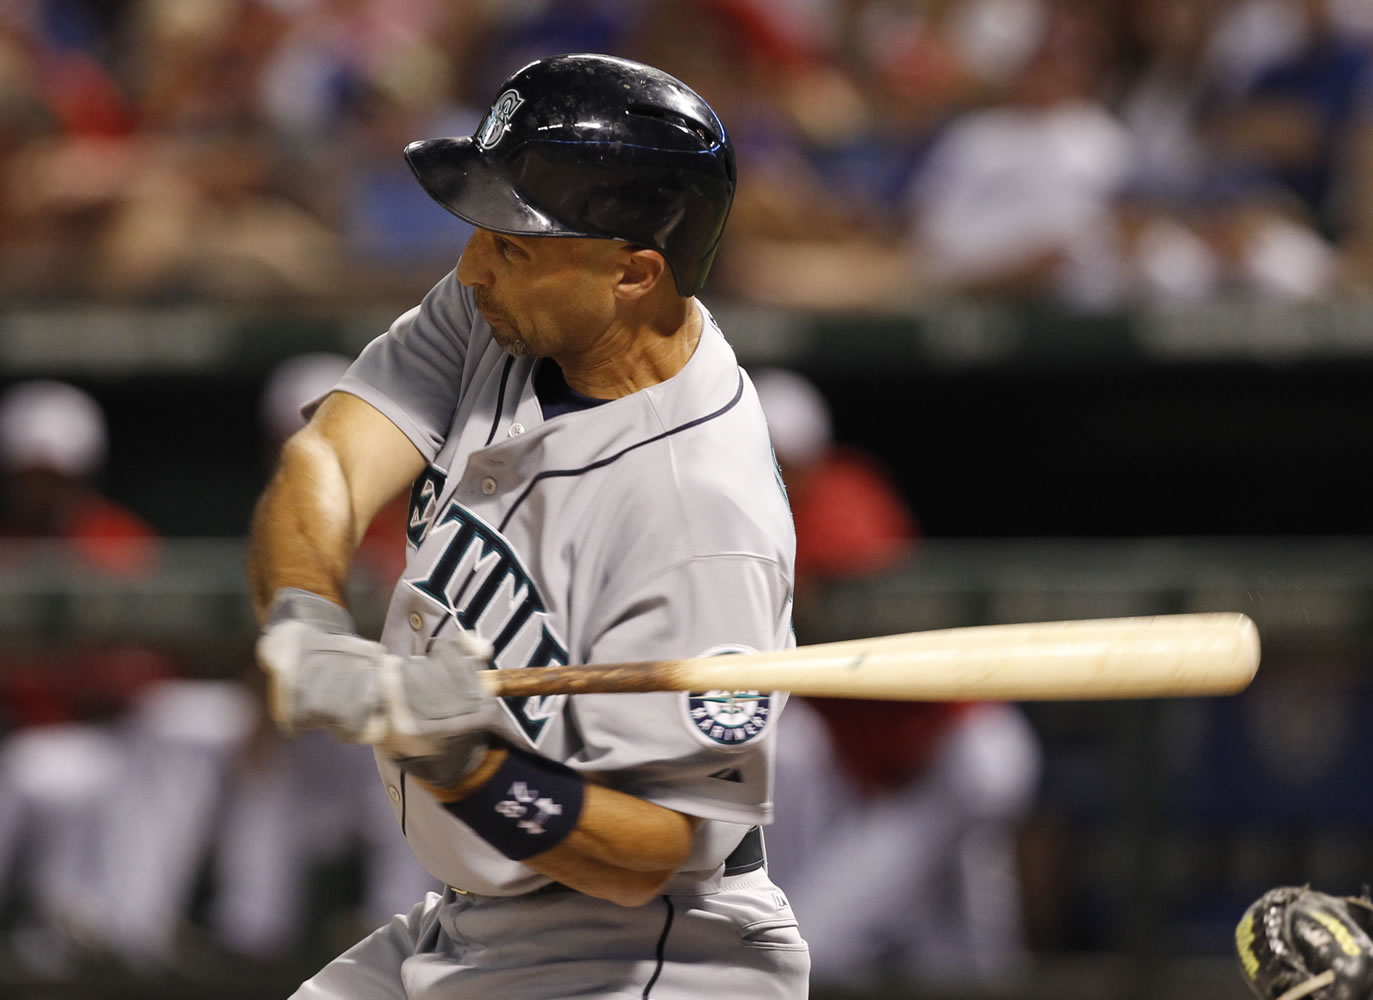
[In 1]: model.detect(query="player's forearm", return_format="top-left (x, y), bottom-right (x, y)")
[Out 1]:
top-left (418, 747), bottom-right (695, 907)
top-left (563, 783), bottom-right (697, 869)
top-left (247, 431), bottom-right (359, 619)
top-left (523, 851), bottom-right (678, 908)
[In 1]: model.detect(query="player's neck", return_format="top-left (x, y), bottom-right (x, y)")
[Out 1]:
top-left (556, 298), bottom-right (701, 399)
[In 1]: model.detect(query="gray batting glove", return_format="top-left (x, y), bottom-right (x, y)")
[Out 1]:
top-left (257, 589), bottom-right (499, 783)
top-left (382, 633), bottom-right (500, 786)
top-left (378, 631), bottom-right (497, 763)
top-left (256, 588), bottom-right (389, 742)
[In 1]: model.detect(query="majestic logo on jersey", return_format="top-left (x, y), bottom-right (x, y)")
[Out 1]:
top-left (687, 690), bottom-right (772, 746)
top-left (408, 500), bottom-right (568, 742)
top-left (407, 468), bottom-right (445, 547)
top-left (476, 89), bottom-right (523, 150)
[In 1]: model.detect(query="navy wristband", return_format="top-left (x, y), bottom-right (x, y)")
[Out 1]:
top-left (441, 747), bottom-right (585, 861)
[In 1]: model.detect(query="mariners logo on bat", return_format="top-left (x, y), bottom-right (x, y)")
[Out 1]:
top-left (476, 89), bottom-right (524, 150)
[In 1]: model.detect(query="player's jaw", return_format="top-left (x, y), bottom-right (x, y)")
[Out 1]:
top-left (472, 286), bottom-right (533, 357)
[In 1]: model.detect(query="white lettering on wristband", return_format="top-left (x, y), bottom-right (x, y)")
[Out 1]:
top-left (494, 781), bottom-right (564, 835)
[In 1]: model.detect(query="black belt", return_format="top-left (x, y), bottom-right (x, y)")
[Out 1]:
top-left (723, 826), bottom-right (765, 877)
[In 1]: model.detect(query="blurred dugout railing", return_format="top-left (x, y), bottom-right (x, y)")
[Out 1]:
top-left (3, 537), bottom-right (1368, 999)
top-left (3, 535), bottom-right (1371, 642)
top-left (5, 298), bottom-right (1373, 377)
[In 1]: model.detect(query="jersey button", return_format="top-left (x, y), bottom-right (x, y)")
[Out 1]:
top-left (480, 476), bottom-right (497, 495)
top-left (408, 612), bottom-right (423, 631)
top-left (387, 785), bottom-right (401, 803)
top-left (508, 422), bottom-right (525, 437)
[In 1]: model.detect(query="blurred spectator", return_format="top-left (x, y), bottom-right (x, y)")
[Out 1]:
top-left (0, 380), bottom-right (153, 570)
top-left (1057, 189), bottom-right (1224, 308)
top-left (1206, 0), bottom-right (1373, 244)
top-left (1113, 0), bottom-right (1235, 200)
top-left (331, 63), bottom-right (480, 293)
top-left (1060, 176), bottom-right (1338, 308)
top-left (633, 0), bottom-right (924, 309)
top-left (1057, 0), bottom-right (1319, 307)
top-left (905, 3), bottom-right (1134, 301)
top-left (754, 368), bottom-right (1042, 992)
top-left (1188, 167), bottom-right (1339, 298)
top-left (1207, 0), bottom-right (1310, 96)
top-left (0, 379), bottom-right (191, 974)
top-left (258, 1), bottom-right (490, 293)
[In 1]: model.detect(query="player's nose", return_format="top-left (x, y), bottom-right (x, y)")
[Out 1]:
top-left (456, 230), bottom-right (494, 287)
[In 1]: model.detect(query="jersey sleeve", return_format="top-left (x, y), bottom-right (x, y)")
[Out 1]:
top-left (332, 271), bottom-right (473, 461)
top-left (567, 552), bottom-right (794, 826)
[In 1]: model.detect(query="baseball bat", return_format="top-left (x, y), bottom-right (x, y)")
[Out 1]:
top-left (481, 613), bottom-right (1259, 701)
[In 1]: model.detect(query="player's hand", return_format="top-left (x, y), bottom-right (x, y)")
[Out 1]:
top-left (257, 589), bottom-right (499, 779)
top-left (381, 631), bottom-right (501, 786)
top-left (257, 588), bottom-right (391, 742)
top-left (1236, 885), bottom-right (1373, 1000)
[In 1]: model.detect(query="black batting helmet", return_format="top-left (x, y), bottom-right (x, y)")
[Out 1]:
top-left (404, 53), bottom-right (736, 296)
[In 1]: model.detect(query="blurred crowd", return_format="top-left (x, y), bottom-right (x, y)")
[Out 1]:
top-left (1, 0), bottom-right (1372, 309)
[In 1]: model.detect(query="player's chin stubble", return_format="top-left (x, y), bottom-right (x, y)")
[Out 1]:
top-left (474, 288), bottom-right (532, 356)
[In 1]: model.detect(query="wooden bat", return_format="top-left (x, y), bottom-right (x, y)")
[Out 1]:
top-left (481, 613), bottom-right (1259, 702)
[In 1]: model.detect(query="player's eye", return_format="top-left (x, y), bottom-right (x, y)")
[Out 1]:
top-left (495, 237), bottom-right (524, 260)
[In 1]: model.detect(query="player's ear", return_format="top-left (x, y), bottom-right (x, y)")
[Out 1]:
top-left (614, 246), bottom-right (669, 301)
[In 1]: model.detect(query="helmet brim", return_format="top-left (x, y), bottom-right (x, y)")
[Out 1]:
top-left (405, 137), bottom-right (577, 237)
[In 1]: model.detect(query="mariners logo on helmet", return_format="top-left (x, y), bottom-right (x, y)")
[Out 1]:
top-left (476, 90), bottom-right (524, 150)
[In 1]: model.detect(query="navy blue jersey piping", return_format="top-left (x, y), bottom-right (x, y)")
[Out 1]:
top-left (642, 896), bottom-right (675, 998)
top-left (484, 355), bottom-right (517, 446)
top-left (497, 370), bottom-right (745, 534)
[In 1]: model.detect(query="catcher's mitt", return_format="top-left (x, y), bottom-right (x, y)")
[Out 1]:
top-left (1236, 886), bottom-right (1373, 1000)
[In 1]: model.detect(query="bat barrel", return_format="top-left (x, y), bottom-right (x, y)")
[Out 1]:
top-left (688, 613), bottom-right (1259, 700)
top-left (481, 613), bottom-right (1261, 702)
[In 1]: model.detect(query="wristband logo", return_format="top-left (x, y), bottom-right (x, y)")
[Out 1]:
top-left (495, 780), bottom-right (564, 836)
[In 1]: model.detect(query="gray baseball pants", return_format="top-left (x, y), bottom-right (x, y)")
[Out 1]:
top-left (291, 868), bottom-right (810, 999)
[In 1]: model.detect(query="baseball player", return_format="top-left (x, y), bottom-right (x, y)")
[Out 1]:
top-left (246, 53), bottom-right (809, 999)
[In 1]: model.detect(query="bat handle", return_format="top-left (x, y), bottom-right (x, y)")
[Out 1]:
top-left (481, 661), bottom-right (688, 698)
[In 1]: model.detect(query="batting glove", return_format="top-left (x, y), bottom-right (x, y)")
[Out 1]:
top-left (257, 588), bottom-right (390, 742)
top-left (381, 632), bottom-right (502, 786)
top-left (257, 589), bottom-right (499, 782)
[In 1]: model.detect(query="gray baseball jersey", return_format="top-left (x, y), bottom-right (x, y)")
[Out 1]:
top-left (331, 270), bottom-right (796, 896)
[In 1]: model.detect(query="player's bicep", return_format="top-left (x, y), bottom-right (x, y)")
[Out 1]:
top-left (306, 391), bottom-right (426, 540)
